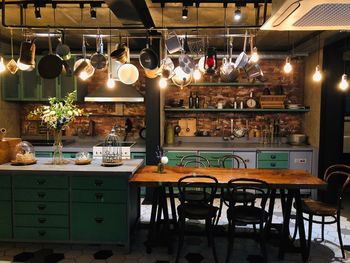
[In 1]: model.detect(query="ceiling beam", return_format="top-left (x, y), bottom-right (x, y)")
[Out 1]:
top-left (152, 0), bottom-right (271, 4)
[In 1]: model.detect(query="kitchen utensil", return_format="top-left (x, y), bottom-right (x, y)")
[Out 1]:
top-left (118, 63), bottom-right (139, 85)
top-left (160, 57), bottom-right (175, 79)
top-left (178, 119), bottom-right (196, 136)
top-left (165, 31), bottom-right (182, 54)
top-left (165, 123), bottom-right (175, 144)
top-left (179, 36), bottom-right (195, 74)
top-left (18, 38), bottom-right (36, 67)
top-left (111, 36), bottom-right (129, 64)
top-left (198, 56), bottom-right (206, 73)
top-left (234, 31), bottom-right (249, 69)
top-left (7, 30), bottom-right (18, 74)
top-left (91, 35), bottom-right (108, 70)
top-left (56, 34), bottom-right (71, 61)
top-left (0, 128), bottom-right (6, 141)
top-left (220, 39), bottom-right (239, 82)
top-left (244, 62), bottom-right (264, 80)
top-left (188, 38), bottom-right (205, 58)
top-left (233, 127), bottom-right (247, 138)
top-left (230, 119), bottom-right (235, 140)
top-left (174, 125), bottom-right (181, 136)
top-left (144, 68), bottom-right (160, 79)
top-left (38, 32), bottom-right (63, 79)
top-left (61, 60), bottom-right (72, 76)
top-left (139, 36), bottom-right (159, 70)
top-left (287, 133), bottom-right (307, 145)
top-left (139, 127), bottom-right (146, 140)
top-left (186, 121), bottom-right (190, 132)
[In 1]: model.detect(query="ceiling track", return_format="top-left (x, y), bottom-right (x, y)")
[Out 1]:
top-left (1, 0), bottom-right (267, 31)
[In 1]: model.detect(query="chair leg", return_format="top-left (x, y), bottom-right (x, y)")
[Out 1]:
top-left (206, 218), bottom-right (211, 247)
top-left (208, 218), bottom-right (219, 263)
top-left (292, 216), bottom-right (298, 242)
top-left (260, 221), bottom-right (268, 263)
top-left (336, 216), bottom-right (346, 259)
top-left (215, 195), bottom-right (224, 226)
top-left (307, 214), bottom-right (313, 259)
top-left (321, 216), bottom-right (325, 242)
top-left (226, 220), bottom-right (234, 263)
top-left (175, 217), bottom-right (186, 263)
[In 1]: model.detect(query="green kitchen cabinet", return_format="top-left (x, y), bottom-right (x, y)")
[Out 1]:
top-left (199, 151), bottom-right (232, 167)
top-left (35, 151), bottom-right (53, 158)
top-left (257, 151), bottom-right (289, 169)
top-left (40, 78), bottom-right (58, 100)
top-left (14, 227), bottom-right (69, 241)
top-left (165, 151), bottom-right (197, 166)
top-left (131, 152), bottom-right (146, 162)
top-left (0, 175), bottom-right (12, 239)
top-left (2, 70), bottom-right (20, 101)
top-left (20, 69), bottom-right (40, 101)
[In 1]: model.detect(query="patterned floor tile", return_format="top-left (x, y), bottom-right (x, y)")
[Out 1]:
top-left (64, 250), bottom-right (82, 259)
top-left (76, 254), bottom-right (94, 263)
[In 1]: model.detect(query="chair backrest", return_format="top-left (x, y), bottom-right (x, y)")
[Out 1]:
top-left (178, 155), bottom-right (210, 168)
top-left (226, 178), bottom-right (271, 212)
top-left (177, 175), bottom-right (218, 206)
top-left (218, 154), bottom-right (247, 168)
top-left (322, 165), bottom-right (350, 208)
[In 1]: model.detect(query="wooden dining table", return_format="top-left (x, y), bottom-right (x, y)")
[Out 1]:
top-left (130, 165), bottom-right (326, 262)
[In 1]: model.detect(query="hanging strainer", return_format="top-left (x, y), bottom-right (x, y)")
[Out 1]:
top-left (187, 38), bottom-right (205, 58)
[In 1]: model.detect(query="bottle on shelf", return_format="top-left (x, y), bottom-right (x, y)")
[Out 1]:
top-left (195, 92), bottom-right (200, 109)
top-left (189, 91), bottom-right (194, 108)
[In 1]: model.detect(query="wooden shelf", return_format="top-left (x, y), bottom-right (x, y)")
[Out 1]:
top-left (164, 108), bottom-right (310, 113)
top-left (169, 82), bottom-right (265, 87)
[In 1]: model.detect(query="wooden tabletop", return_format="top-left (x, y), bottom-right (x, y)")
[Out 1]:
top-left (130, 165), bottom-right (326, 189)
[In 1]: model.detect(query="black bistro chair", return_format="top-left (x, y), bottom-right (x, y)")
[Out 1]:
top-left (226, 178), bottom-right (271, 263)
top-left (292, 164), bottom-right (350, 259)
top-left (179, 154), bottom-right (211, 168)
top-left (215, 154), bottom-right (256, 225)
top-left (176, 174), bottom-right (219, 263)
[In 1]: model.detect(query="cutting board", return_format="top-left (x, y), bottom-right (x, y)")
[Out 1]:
top-left (178, 119), bottom-right (196, 136)
top-left (0, 138), bottom-right (21, 164)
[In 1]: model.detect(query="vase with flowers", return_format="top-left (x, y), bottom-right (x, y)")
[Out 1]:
top-left (155, 146), bottom-right (168, 173)
top-left (29, 91), bottom-right (83, 164)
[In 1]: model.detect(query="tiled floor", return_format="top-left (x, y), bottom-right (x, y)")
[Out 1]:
top-left (1, 198), bottom-right (350, 263)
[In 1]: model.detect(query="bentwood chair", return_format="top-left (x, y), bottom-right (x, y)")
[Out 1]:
top-left (292, 164), bottom-right (350, 259)
top-left (176, 175), bottom-right (219, 263)
top-left (225, 178), bottom-right (271, 263)
top-left (178, 154), bottom-right (210, 168)
top-left (215, 154), bottom-right (256, 225)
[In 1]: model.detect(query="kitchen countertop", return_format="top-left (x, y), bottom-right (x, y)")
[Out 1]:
top-left (0, 158), bottom-right (144, 174)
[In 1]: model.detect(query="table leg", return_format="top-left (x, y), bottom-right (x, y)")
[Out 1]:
top-left (294, 190), bottom-right (308, 263)
top-left (168, 186), bottom-right (178, 230)
top-left (265, 189), bottom-right (276, 234)
top-left (278, 190), bottom-right (293, 259)
top-left (146, 187), bottom-right (160, 254)
top-left (159, 187), bottom-right (173, 254)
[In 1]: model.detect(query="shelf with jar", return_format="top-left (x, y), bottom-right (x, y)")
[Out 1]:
top-left (164, 107), bottom-right (310, 113)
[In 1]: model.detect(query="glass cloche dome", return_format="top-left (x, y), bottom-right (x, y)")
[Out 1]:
top-left (101, 127), bottom-right (123, 166)
top-left (14, 141), bottom-right (36, 164)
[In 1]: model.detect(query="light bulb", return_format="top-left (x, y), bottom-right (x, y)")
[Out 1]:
top-left (312, 65), bottom-right (322, 82)
top-left (0, 57), bottom-right (6, 73)
top-left (159, 77), bottom-right (168, 89)
top-left (193, 68), bottom-right (201, 81)
top-left (234, 8), bottom-right (241, 21)
top-left (79, 71), bottom-right (89, 81)
top-left (339, 74), bottom-right (349, 91)
top-left (107, 76), bottom-right (115, 89)
top-left (250, 47), bottom-right (259, 63)
top-left (284, 57), bottom-right (292, 74)
top-left (182, 6), bottom-right (188, 20)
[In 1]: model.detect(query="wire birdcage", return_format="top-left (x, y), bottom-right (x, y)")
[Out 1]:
top-left (101, 127), bottom-right (123, 166)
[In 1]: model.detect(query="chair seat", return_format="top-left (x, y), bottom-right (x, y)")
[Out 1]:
top-left (227, 206), bottom-right (268, 224)
top-left (222, 190), bottom-right (256, 203)
top-left (299, 198), bottom-right (337, 216)
top-left (177, 203), bottom-right (218, 220)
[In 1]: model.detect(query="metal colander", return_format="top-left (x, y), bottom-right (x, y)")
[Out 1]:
top-left (187, 38), bottom-right (205, 58)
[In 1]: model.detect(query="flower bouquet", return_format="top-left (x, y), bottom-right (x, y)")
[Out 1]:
top-left (29, 91), bottom-right (83, 164)
top-left (155, 146), bottom-right (168, 173)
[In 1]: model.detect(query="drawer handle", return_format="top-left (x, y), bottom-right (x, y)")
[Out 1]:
top-left (38, 230), bottom-right (46, 236)
top-left (95, 193), bottom-right (104, 201)
top-left (270, 163), bottom-right (276, 167)
top-left (70, 154), bottom-right (75, 158)
top-left (244, 159), bottom-right (250, 163)
top-left (270, 155), bottom-right (276, 159)
top-left (94, 180), bottom-right (103, 186)
top-left (37, 204), bottom-right (46, 211)
top-left (37, 192), bottom-right (46, 198)
top-left (37, 179), bottom-right (46, 185)
top-left (38, 218), bottom-right (47, 224)
top-left (95, 217), bottom-right (104, 224)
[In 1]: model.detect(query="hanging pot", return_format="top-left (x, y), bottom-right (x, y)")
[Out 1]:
top-left (111, 42), bottom-right (129, 64)
top-left (19, 39), bottom-right (36, 67)
top-left (220, 39), bottom-right (239, 82)
top-left (118, 63), bottom-right (139, 85)
top-left (73, 36), bottom-right (95, 80)
top-left (91, 36), bottom-right (108, 70)
top-left (244, 62), bottom-right (264, 80)
top-left (139, 36), bottom-right (159, 70)
top-left (234, 31), bottom-right (249, 69)
top-left (165, 31), bottom-right (182, 54)
top-left (38, 33), bottom-right (63, 79)
top-left (56, 34), bottom-right (71, 61)
top-left (172, 66), bottom-right (192, 87)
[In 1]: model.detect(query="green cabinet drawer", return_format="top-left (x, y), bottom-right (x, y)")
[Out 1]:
top-left (131, 152), bottom-right (146, 160)
top-left (14, 202), bottom-right (68, 215)
top-left (14, 189), bottom-right (68, 202)
top-left (71, 176), bottom-right (127, 190)
top-left (257, 152), bottom-right (289, 161)
top-left (257, 161), bottom-right (289, 169)
top-left (0, 176), bottom-right (11, 188)
top-left (199, 152), bottom-right (232, 167)
top-left (0, 202), bottom-right (12, 238)
top-left (62, 152), bottom-right (77, 158)
top-left (13, 175), bottom-right (68, 189)
top-left (14, 227), bottom-right (68, 241)
top-left (71, 190), bottom-right (127, 203)
top-left (0, 189), bottom-right (11, 201)
top-left (71, 203), bottom-right (127, 242)
top-left (15, 215), bottom-right (68, 228)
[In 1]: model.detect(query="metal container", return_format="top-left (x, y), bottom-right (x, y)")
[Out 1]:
top-left (287, 133), bottom-right (307, 145)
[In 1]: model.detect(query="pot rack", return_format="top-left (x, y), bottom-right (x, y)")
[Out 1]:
top-left (1, 0), bottom-right (268, 31)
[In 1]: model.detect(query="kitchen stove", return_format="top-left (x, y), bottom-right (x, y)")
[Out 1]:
top-left (93, 141), bottom-right (135, 159)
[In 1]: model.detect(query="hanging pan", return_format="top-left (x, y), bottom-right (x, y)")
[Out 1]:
top-left (91, 35), bottom-right (108, 70)
top-left (38, 32), bottom-right (63, 79)
top-left (234, 31), bottom-right (249, 69)
top-left (139, 35), bottom-right (159, 70)
top-left (56, 33), bottom-right (71, 61)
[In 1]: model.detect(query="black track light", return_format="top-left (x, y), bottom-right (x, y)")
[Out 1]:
top-left (35, 7), bottom-right (41, 19)
top-left (90, 7), bottom-right (97, 19)
top-left (182, 6), bottom-right (188, 20)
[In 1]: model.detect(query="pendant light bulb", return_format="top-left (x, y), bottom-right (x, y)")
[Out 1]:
top-left (0, 57), bottom-right (6, 73)
top-left (312, 65), bottom-right (322, 82)
top-left (234, 8), bottom-right (241, 21)
top-left (159, 77), bottom-right (168, 89)
top-left (284, 57), bottom-right (292, 74)
top-left (107, 75), bottom-right (115, 89)
top-left (182, 6), bottom-right (188, 20)
top-left (339, 74), bottom-right (349, 91)
top-left (250, 47), bottom-right (259, 63)
top-left (193, 68), bottom-right (201, 81)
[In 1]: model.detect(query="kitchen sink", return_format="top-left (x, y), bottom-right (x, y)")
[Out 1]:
top-left (26, 139), bottom-right (75, 146)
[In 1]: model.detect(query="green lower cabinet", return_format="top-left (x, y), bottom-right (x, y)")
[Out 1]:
top-left (15, 215), bottom-right (68, 228)
top-left (14, 202), bottom-right (68, 215)
top-left (166, 151), bottom-right (197, 166)
top-left (35, 151), bottom-right (53, 158)
top-left (14, 227), bottom-right (68, 241)
top-left (71, 190), bottom-right (127, 203)
top-left (71, 203), bottom-right (127, 242)
top-left (0, 202), bottom-right (12, 238)
top-left (14, 189), bottom-right (68, 202)
top-left (257, 160), bottom-right (289, 169)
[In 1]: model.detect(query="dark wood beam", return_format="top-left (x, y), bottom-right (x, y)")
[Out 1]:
top-left (152, 0), bottom-right (271, 4)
